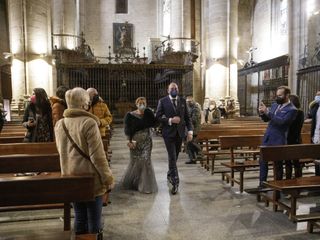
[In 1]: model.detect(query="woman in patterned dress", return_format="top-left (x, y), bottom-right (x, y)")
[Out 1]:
top-left (122, 97), bottom-right (158, 193)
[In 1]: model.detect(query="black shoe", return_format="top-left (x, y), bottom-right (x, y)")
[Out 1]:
top-left (185, 160), bottom-right (196, 164)
top-left (245, 186), bottom-right (270, 194)
top-left (171, 184), bottom-right (179, 195)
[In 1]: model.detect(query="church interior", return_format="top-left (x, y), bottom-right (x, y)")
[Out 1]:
top-left (0, 0), bottom-right (320, 239)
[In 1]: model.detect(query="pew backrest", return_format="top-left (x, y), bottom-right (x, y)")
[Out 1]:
top-left (0, 173), bottom-right (94, 207)
top-left (260, 144), bottom-right (320, 162)
top-left (0, 153), bottom-right (60, 174)
top-left (0, 142), bottom-right (57, 155)
top-left (219, 135), bottom-right (263, 149)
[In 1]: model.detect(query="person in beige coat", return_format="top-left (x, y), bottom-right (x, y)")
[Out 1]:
top-left (55, 87), bottom-right (114, 238)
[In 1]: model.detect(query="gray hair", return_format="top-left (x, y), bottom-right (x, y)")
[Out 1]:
top-left (87, 87), bottom-right (98, 99)
top-left (65, 87), bottom-right (90, 109)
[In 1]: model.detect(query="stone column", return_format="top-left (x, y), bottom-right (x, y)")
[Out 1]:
top-left (192, 0), bottom-right (202, 103)
top-left (288, 0), bottom-right (301, 93)
top-left (171, 0), bottom-right (183, 39)
top-left (203, 0), bottom-right (238, 101)
top-left (8, 0), bottom-right (52, 100)
top-left (52, 0), bottom-right (78, 48)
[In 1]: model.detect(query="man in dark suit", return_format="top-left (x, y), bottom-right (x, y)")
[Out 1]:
top-left (156, 82), bottom-right (193, 194)
top-left (258, 86), bottom-right (297, 187)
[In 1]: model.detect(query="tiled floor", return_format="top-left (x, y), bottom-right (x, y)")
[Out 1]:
top-left (0, 126), bottom-right (319, 239)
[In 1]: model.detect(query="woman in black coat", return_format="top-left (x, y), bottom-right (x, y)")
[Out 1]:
top-left (22, 88), bottom-right (54, 142)
top-left (122, 97), bottom-right (158, 193)
top-left (285, 94), bottom-right (304, 179)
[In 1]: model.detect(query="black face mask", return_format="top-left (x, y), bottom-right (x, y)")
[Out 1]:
top-left (275, 97), bottom-right (285, 104)
top-left (91, 95), bottom-right (100, 106)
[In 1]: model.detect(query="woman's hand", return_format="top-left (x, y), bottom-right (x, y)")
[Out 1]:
top-left (108, 182), bottom-right (115, 191)
top-left (127, 141), bottom-right (136, 149)
top-left (28, 120), bottom-right (36, 128)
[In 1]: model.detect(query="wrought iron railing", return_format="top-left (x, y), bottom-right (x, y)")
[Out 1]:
top-left (297, 65), bottom-right (320, 114)
top-left (57, 63), bottom-right (193, 112)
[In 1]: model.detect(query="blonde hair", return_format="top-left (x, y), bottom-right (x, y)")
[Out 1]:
top-left (135, 97), bottom-right (147, 105)
top-left (65, 87), bottom-right (90, 109)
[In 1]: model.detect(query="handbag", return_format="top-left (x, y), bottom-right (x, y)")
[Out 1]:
top-left (61, 119), bottom-right (104, 185)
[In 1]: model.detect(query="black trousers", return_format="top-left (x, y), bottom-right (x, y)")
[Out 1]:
top-left (164, 133), bottom-right (183, 185)
top-left (186, 134), bottom-right (201, 160)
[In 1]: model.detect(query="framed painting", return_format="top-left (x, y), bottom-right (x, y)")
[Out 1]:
top-left (113, 22), bottom-right (133, 54)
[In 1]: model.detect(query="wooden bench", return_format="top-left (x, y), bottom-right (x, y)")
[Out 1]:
top-left (0, 172), bottom-right (94, 231)
top-left (196, 129), bottom-right (266, 173)
top-left (219, 135), bottom-right (263, 193)
top-left (295, 212), bottom-right (320, 233)
top-left (0, 136), bottom-right (24, 143)
top-left (260, 144), bottom-right (320, 225)
top-left (1, 231), bottom-right (98, 240)
top-left (0, 142), bottom-right (58, 155)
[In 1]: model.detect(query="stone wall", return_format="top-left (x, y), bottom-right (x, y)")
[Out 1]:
top-left (80, 0), bottom-right (158, 58)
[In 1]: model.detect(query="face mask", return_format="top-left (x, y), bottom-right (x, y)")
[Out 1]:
top-left (276, 97), bottom-right (285, 104)
top-left (138, 104), bottom-right (146, 111)
top-left (83, 102), bottom-right (90, 111)
top-left (91, 95), bottom-right (99, 106)
top-left (30, 95), bottom-right (36, 104)
top-left (169, 90), bottom-right (178, 98)
top-left (315, 96), bottom-right (320, 103)
top-left (187, 102), bottom-right (194, 107)
top-left (209, 105), bottom-right (215, 110)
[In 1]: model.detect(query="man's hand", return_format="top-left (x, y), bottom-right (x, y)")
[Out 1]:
top-left (258, 102), bottom-right (267, 114)
top-left (187, 133), bottom-right (193, 142)
top-left (171, 116), bottom-right (181, 124)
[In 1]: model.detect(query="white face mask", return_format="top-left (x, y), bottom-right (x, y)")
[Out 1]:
top-left (138, 104), bottom-right (146, 111)
top-left (209, 105), bottom-right (215, 110)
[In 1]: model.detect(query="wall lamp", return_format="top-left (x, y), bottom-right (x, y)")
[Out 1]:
top-left (3, 52), bottom-right (14, 59)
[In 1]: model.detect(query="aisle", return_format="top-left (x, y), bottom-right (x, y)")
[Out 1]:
top-left (102, 126), bottom-right (314, 240)
top-left (0, 126), bottom-right (316, 240)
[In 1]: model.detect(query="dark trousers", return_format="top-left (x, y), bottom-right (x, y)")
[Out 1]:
top-left (259, 158), bottom-right (283, 186)
top-left (315, 161), bottom-right (320, 176)
top-left (186, 134), bottom-right (202, 160)
top-left (73, 195), bottom-right (103, 234)
top-left (164, 133), bottom-right (183, 185)
top-left (285, 160), bottom-right (302, 179)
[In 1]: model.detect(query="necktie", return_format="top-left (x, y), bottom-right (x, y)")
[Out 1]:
top-left (275, 104), bottom-right (282, 114)
top-left (172, 99), bottom-right (177, 108)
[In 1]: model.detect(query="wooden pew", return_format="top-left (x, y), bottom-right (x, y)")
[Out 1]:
top-left (0, 173), bottom-right (94, 231)
top-left (0, 136), bottom-right (24, 143)
top-left (219, 135), bottom-right (263, 193)
top-left (260, 144), bottom-right (320, 227)
top-left (0, 153), bottom-right (60, 174)
top-left (0, 146), bottom-right (97, 232)
top-left (2, 232), bottom-right (98, 240)
top-left (196, 128), bottom-right (266, 173)
top-left (0, 142), bottom-right (57, 155)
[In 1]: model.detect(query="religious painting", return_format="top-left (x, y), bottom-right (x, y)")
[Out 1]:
top-left (113, 22), bottom-right (134, 54)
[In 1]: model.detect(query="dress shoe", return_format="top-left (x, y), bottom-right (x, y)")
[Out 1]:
top-left (185, 160), bottom-right (196, 164)
top-left (171, 184), bottom-right (179, 195)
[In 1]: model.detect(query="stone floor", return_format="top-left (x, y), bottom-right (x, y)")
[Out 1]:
top-left (0, 126), bottom-right (319, 239)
